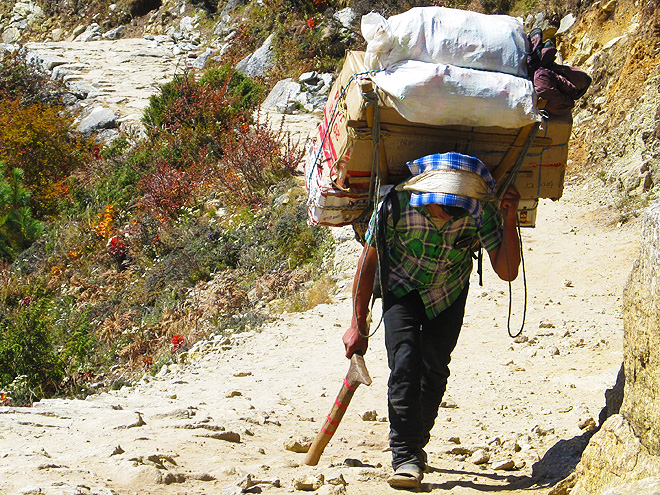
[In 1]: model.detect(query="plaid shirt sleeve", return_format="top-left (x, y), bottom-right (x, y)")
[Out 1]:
top-left (364, 197), bottom-right (383, 247)
top-left (477, 201), bottom-right (503, 253)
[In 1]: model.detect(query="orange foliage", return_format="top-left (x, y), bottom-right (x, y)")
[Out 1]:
top-left (91, 205), bottom-right (117, 239)
top-left (0, 99), bottom-right (95, 216)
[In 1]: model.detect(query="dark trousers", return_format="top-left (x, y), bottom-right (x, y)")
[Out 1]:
top-left (383, 285), bottom-right (469, 470)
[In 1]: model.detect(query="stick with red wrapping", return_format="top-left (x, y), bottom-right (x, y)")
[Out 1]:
top-left (304, 353), bottom-right (372, 466)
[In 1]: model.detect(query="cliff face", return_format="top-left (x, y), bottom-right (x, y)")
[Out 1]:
top-left (560, 0), bottom-right (660, 212)
top-left (568, 201), bottom-right (660, 494)
top-left (561, 3), bottom-right (660, 492)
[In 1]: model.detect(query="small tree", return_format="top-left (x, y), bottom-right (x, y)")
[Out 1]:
top-left (0, 164), bottom-right (43, 261)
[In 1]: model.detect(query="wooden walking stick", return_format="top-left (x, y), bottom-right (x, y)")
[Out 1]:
top-left (304, 353), bottom-right (372, 466)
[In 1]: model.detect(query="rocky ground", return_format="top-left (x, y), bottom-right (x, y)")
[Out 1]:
top-left (0, 39), bottom-right (644, 495)
top-left (0, 182), bottom-right (641, 495)
top-left (24, 38), bottom-right (187, 135)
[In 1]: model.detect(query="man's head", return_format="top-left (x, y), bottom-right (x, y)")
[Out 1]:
top-left (426, 203), bottom-right (466, 220)
top-left (397, 152), bottom-right (496, 227)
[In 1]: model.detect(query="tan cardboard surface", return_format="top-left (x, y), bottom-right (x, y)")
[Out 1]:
top-left (315, 50), bottom-right (573, 211)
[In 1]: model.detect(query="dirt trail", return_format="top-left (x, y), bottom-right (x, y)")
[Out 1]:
top-left (0, 40), bottom-right (643, 495)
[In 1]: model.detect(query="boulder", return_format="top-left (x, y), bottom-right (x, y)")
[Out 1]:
top-left (556, 14), bottom-right (576, 36)
top-left (2, 27), bottom-right (21, 44)
top-left (103, 26), bottom-right (126, 40)
top-left (78, 107), bottom-right (118, 134)
top-left (219, 0), bottom-right (249, 20)
top-left (572, 35), bottom-right (598, 66)
top-left (191, 48), bottom-right (215, 69)
top-left (51, 28), bottom-right (65, 42)
top-left (180, 16), bottom-right (196, 32)
top-left (65, 80), bottom-right (95, 99)
top-left (236, 33), bottom-right (275, 78)
top-left (13, 2), bottom-right (34, 18)
top-left (75, 23), bottom-right (102, 42)
top-left (570, 201), bottom-right (660, 494)
top-left (601, 0), bottom-right (617, 13)
top-left (72, 25), bottom-right (86, 38)
top-left (261, 78), bottom-right (302, 113)
top-left (334, 8), bottom-right (357, 29)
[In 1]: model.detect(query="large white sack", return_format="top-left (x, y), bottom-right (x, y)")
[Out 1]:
top-left (363, 7), bottom-right (529, 77)
top-left (372, 60), bottom-right (540, 129)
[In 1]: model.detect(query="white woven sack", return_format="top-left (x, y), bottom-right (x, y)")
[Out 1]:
top-left (362, 7), bottom-right (529, 77)
top-left (372, 60), bottom-right (540, 129)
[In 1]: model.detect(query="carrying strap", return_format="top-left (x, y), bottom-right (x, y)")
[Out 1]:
top-left (374, 187), bottom-right (399, 303)
top-left (353, 85), bottom-right (383, 228)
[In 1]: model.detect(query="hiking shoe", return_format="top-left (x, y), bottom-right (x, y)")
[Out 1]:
top-left (387, 463), bottom-right (423, 490)
top-left (421, 449), bottom-right (429, 473)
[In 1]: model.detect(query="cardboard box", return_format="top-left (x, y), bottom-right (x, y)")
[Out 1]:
top-left (517, 199), bottom-right (539, 228)
top-left (308, 51), bottom-right (572, 225)
top-left (304, 140), bottom-right (371, 226)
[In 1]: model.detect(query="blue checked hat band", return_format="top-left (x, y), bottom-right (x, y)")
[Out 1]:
top-left (399, 152), bottom-right (497, 227)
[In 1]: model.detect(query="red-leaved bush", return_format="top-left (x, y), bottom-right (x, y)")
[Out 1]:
top-left (139, 155), bottom-right (209, 220)
top-left (219, 112), bottom-right (304, 208)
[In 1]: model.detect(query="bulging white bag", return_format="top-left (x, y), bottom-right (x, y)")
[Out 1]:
top-left (372, 60), bottom-right (540, 128)
top-left (362, 7), bottom-right (529, 77)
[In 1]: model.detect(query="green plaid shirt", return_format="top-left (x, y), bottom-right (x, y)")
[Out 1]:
top-left (366, 191), bottom-right (503, 319)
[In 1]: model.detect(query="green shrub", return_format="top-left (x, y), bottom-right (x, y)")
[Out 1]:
top-left (142, 67), bottom-right (263, 133)
top-left (199, 65), bottom-right (264, 112)
top-left (0, 164), bottom-right (44, 261)
top-left (0, 300), bottom-right (64, 404)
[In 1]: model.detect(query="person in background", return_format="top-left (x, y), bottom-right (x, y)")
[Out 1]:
top-left (528, 27), bottom-right (592, 115)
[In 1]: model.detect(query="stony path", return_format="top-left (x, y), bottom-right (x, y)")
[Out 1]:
top-left (26, 39), bottom-right (186, 130)
top-left (0, 183), bottom-right (640, 495)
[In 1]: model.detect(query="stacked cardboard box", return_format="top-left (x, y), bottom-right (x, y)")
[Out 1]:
top-left (305, 51), bottom-right (572, 226)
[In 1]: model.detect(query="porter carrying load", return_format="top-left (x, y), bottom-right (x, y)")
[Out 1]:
top-left (303, 6), bottom-right (587, 473)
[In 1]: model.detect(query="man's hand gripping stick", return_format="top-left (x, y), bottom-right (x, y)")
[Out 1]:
top-left (304, 353), bottom-right (372, 466)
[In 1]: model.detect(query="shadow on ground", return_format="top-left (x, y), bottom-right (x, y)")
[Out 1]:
top-left (421, 431), bottom-right (594, 492)
top-left (531, 431), bottom-right (594, 487)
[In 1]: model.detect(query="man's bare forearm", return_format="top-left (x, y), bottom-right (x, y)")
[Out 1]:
top-left (343, 244), bottom-right (377, 357)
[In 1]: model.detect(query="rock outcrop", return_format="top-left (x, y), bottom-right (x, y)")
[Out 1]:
top-left (570, 200), bottom-right (660, 494)
top-left (236, 33), bottom-right (276, 78)
top-left (559, 0), bottom-right (660, 217)
top-left (261, 71), bottom-right (333, 115)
